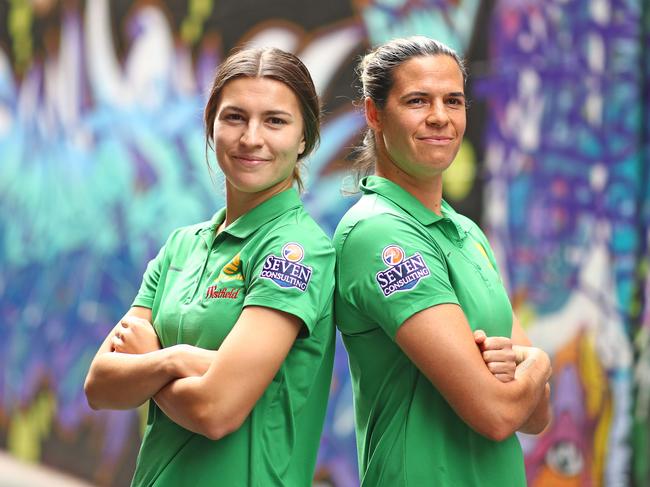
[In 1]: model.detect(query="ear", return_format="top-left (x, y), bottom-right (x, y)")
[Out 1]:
top-left (365, 97), bottom-right (382, 132)
top-left (298, 136), bottom-right (306, 156)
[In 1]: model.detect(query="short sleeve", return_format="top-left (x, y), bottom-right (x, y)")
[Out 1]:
top-left (244, 225), bottom-right (335, 335)
top-left (337, 214), bottom-right (459, 339)
top-left (132, 244), bottom-right (167, 309)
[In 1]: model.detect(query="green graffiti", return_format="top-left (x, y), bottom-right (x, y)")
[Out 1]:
top-left (7, 391), bottom-right (57, 462)
top-left (181, 0), bottom-right (214, 45)
top-left (8, 0), bottom-right (33, 73)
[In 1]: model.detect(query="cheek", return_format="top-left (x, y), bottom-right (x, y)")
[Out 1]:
top-left (453, 113), bottom-right (467, 135)
top-left (273, 132), bottom-right (304, 159)
top-left (387, 115), bottom-right (419, 142)
top-left (385, 122), bottom-right (415, 154)
top-left (212, 127), bottom-right (228, 150)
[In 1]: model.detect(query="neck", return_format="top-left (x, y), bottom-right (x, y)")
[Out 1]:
top-left (223, 179), bottom-right (292, 227)
top-left (375, 155), bottom-right (444, 216)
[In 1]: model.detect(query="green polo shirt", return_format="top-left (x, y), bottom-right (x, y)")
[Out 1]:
top-left (333, 176), bottom-right (526, 487)
top-left (130, 188), bottom-right (335, 487)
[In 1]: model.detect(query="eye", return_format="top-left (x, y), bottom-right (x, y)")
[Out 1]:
top-left (406, 97), bottom-right (426, 106)
top-left (223, 112), bottom-right (244, 122)
top-left (446, 97), bottom-right (465, 107)
top-left (268, 117), bottom-right (288, 126)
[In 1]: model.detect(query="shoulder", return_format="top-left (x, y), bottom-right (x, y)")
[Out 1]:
top-left (278, 207), bottom-right (332, 242)
top-left (265, 208), bottom-right (333, 252)
top-left (334, 198), bottom-right (425, 256)
top-left (246, 209), bottom-right (334, 271)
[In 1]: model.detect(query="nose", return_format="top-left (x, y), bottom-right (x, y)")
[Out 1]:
top-left (240, 121), bottom-right (263, 147)
top-left (426, 100), bottom-right (449, 127)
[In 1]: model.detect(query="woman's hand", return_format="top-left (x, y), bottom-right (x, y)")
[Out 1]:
top-left (512, 345), bottom-right (552, 382)
top-left (112, 316), bottom-right (161, 355)
top-left (474, 330), bottom-right (517, 383)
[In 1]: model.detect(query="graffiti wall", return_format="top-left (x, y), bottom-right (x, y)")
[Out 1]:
top-left (0, 1), bottom-right (647, 486)
top-left (479, 1), bottom-right (650, 486)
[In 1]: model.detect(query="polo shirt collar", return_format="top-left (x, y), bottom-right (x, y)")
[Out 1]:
top-left (360, 175), bottom-right (470, 241)
top-left (197, 188), bottom-right (303, 243)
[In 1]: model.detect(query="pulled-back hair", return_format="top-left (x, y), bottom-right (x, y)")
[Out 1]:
top-left (204, 47), bottom-right (320, 192)
top-left (354, 36), bottom-right (466, 180)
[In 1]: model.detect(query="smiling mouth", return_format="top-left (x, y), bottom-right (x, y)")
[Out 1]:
top-left (417, 136), bottom-right (454, 145)
top-left (232, 155), bottom-right (271, 166)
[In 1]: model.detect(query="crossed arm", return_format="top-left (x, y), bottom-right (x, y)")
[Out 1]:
top-left (83, 306), bottom-right (193, 410)
top-left (86, 303), bottom-right (550, 442)
top-left (396, 304), bottom-right (552, 441)
top-left (84, 306), bottom-right (301, 440)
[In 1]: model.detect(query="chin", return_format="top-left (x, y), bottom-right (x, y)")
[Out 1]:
top-left (229, 176), bottom-right (289, 195)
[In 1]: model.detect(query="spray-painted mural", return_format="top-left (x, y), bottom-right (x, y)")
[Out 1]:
top-left (0, 1), bottom-right (648, 486)
top-left (479, 1), bottom-right (649, 486)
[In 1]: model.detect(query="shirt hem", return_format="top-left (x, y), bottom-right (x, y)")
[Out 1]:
top-left (243, 296), bottom-right (317, 336)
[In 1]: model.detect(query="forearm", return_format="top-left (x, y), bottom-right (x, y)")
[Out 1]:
top-left (477, 349), bottom-right (551, 440)
top-left (154, 376), bottom-right (236, 441)
top-left (151, 346), bottom-right (230, 439)
top-left (154, 377), bottom-right (207, 434)
top-left (84, 348), bottom-right (176, 410)
top-left (178, 347), bottom-right (217, 374)
top-left (518, 383), bottom-right (551, 434)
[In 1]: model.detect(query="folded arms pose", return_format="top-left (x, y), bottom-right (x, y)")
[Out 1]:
top-left (85, 47), bottom-right (335, 487)
top-left (333, 36), bottom-right (551, 487)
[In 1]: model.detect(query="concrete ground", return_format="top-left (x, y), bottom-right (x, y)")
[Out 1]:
top-left (0, 453), bottom-right (95, 487)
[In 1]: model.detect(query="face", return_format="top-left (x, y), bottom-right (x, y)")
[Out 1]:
top-left (368, 55), bottom-right (466, 181)
top-left (213, 77), bottom-right (305, 197)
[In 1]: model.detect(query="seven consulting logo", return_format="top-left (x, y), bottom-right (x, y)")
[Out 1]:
top-left (259, 242), bottom-right (312, 291)
top-left (376, 245), bottom-right (431, 297)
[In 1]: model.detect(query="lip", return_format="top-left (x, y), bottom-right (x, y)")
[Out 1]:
top-left (232, 155), bottom-right (272, 167)
top-left (416, 136), bottom-right (454, 146)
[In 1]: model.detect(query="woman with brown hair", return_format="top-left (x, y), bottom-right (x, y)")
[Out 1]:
top-left (84, 47), bottom-right (335, 486)
top-left (334, 36), bottom-right (552, 486)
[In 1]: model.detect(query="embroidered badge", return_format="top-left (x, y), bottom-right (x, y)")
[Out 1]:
top-left (259, 243), bottom-right (312, 291)
top-left (205, 286), bottom-right (240, 299)
top-left (215, 253), bottom-right (244, 283)
top-left (376, 245), bottom-right (431, 297)
top-left (474, 242), bottom-right (495, 271)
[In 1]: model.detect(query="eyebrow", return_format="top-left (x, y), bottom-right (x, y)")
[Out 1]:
top-left (400, 91), bottom-right (466, 100)
top-left (220, 105), bottom-right (294, 118)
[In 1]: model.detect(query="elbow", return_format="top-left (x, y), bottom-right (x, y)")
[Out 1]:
top-left (479, 421), bottom-right (517, 443)
top-left (202, 421), bottom-right (241, 441)
top-left (520, 405), bottom-right (553, 435)
top-left (84, 372), bottom-right (124, 411)
top-left (473, 408), bottom-right (521, 442)
top-left (478, 401), bottom-right (551, 441)
top-left (519, 383), bottom-right (553, 435)
top-left (197, 407), bottom-right (247, 441)
top-left (84, 376), bottom-right (103, 411)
